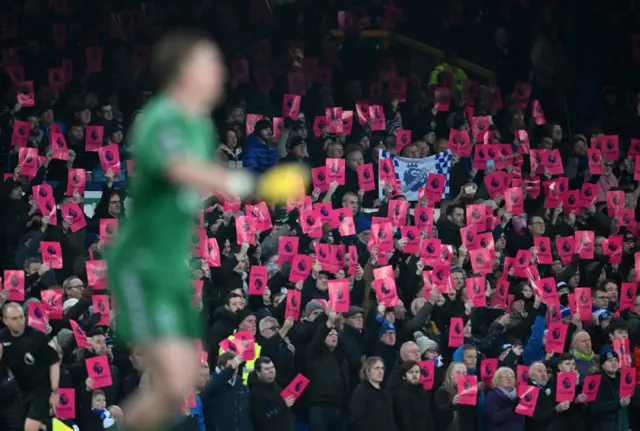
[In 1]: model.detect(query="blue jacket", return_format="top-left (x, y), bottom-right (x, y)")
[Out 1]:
top-left (243, 134), bottom-right (279, 174)
top-left (523, 316), bottom-right (546, 366)
top-left (202, 365), bottom-right (254, 431)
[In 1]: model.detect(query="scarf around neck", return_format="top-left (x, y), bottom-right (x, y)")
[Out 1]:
top-left (573, 349), bottom-right (595, 362)
top-left (499, 386), bottom-right (518, 400)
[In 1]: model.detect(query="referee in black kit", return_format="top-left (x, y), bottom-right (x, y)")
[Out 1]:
top-left (0, 302), bottom-right (60, 431)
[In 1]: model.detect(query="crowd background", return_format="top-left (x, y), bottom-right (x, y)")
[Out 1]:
top-left (2, 0), bottom-right (640, 430)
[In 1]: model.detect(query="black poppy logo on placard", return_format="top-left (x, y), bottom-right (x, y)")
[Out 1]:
top-left (73, 174), bottom-right (81, 184)
top-left (382, 163), bottom-right (391, 174)
top-left (104, 150), bottom-right (114, 162)
top-left (47, 246), bottom-right (57, 256)
top-left (228, 342), bottom-right (237, 352)
top-left (393, 207), bottom-right (401, 217)
top-left (472, 209), bottom-right (481, 219)
top-left (45, 202), bottom-right (54, 212)
top-left (338, 213), bottom-right (345, 223)
top-left (435, 270), bottom-right (444, 281)
top-left (478, 149), bottom-right (485, 159)
top-left (542, 283), bottom-right (552, 294)
top-left (466, 232), bottom-right (474, 243)
top-left (421, 366), bottom-right (429, 378)
top-left (567, 195), bottom-right (576, 205)
top-left (380, 283), bottom-right (391, 295)
top-left (608, 242), bottom-right (617, 253)
top-left (362, 168), bottom-right (371, 179)
top-left (425, 243), bottom-right (435, 254)
top-left (97, 300), bottom-right (105, 312)
top-left (400, 134), bottom-right (408, 144)
top-left (374, 108), bottom-right (381, 119)
top-left (454, 322), bottom-right (462, 334)
top-left (480, 237), bottom-right (488, 248)
top-left (580, 293), bottom-right (587, 303)
top-left (294, 381), bottom-right (304, 392)
top-left (306, 216), bottom-right (315, 226)
top-left (33, 306), bottom-right (43, 319)
top-left (336, 250), bottom-right (343, 261)
top-left (430, 178), bottom-right (440, 189)
top-left (318, 120), bottom-right (325, 129)
top-left (587, 380), bottom-right (596, 391)
top-left (558, 182), bottom-right (566, 193)
top-left (297, 261), bottom-right (306, 271)
top-left (606, 139), bottom-right (614, 150)
top-left (538, 242), bottom-right (547, 252)
top-left (93, 362), bottom-right (104, 375)
top-left (91, 129), bottom-right (100, 140)
top-left (521, 371), bottom-right (528, 383)
top-left (56, 137), bottom-right (65, 148)
top-left (490, 178), bottom-right (500, 188)
top-left (472, 281), bottom-right (480, 294)
top-left (317, 171), bottom-right (326, 182)
top-left (38, 188), bottom-right (49, 198)
top-left (330, 162), bottom-right (339, 174)
top-left (477, 122), bottom-right (485, 131)
top-left (518, 255), bottom-right (526, 265)
top-left (284, 241), bottom-right (293, 253)
top-left (524, 393), bottom-right (532, 402)
top-left (242, 223), bottom-right (251, 232)
top-left (558, 376), bottom-right (569, 388)
top-left (18, 125), bottom-right (26, 136)
top-left (501, 148), bottom-right (509, 157)
top-left (497, 284), bottom-right (504, 295)
top-left (584, 187), bottom-right (593, 197)
top-left (378, 230), bottom-right (387, 239)
top-left (591, 153), bottom-right (599, 163)
top-left (286, 98), bottom-right (293, 109)
top-left (551, 328), bottom-right (561, 339)
top-left (622, 213), bottom-right (631, 224)
top-left (487, 148), bottom-right (497, 159)
top-left (407, 231), bottom-right (415, 241)
top-left (511, 194), bottom-right (519, 203)
top-left (626, 287), bottom-right (633, 299)
top-left (254, 278), bottom-right (263, 288)
top-left (562, 242), bottom-right (572, 253)
top-left (420, 213), bottom-right (429, 223)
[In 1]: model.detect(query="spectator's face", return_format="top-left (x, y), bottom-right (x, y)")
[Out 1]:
top-left (109, 194), bottom-right (121, 216)
top-left (529, 216), bottom-right (545, 236)
top-left (325, 328), bottom-right (338, 348)
top-left (497, 370), bottom-right (515, 390)
top-left (259, 127), bottom-right (272, 140)
top-left (380, 330), bottom-right (396, 346)
top-left (316, 274), bottom-right (328, 291)
top-left (2, 307), bottom-right (25, 335)
top-left (66, 277), bottom-right (84, 299)
top-left (292, 143), bottom-right (308, 159)
top-left (401, 342), bottom-right (420, 361)
top-left (26, 262), bottom-right (41, 276)
top-left (512, 299), bottom-right (525, 313)
top-left (196, 365), bottom-right (210, 390)
top-left (573, 332), bottom-right (592, 354)
top-left (433, 139), bottom-right (448, 154)
top-left (297, 125), bottom-right (308, 139)
top-left (69, 125), bottom-right (84, 140)
top-left (239, 315), bottom-right (256, 334)
top-left (424, 348), bottom-right (439, 359)
top-left (449, 208), bottom-right (465, 227)
top-left (257, 361), bottom-right (276, 383)
top-left (229, 107), bottom-right (245, 124)
top-left (346, 150), bottom-right (364, 171)
top-left (42, 109), bottom-right (54, 123)
top-left (110, 130), bottom-right (123, 144)
top-left (307, 309), bottom-right (324, 322)
top-left (529, 363), bottom-right (548, 385)
top-left (101, 104), bottom-right (114, 121)
top-left (403, 144), bottom-right (421, 159)
top-left (347, 313), bottom-right (364, 330)
top-left (91, 335), bottom-right (107, 355)
top-left (462, 348), bottom-right (477, 369)
top-left (593, 290), bottom-right (609, 309)
top-left (551, 125), bottom-right (562, 142)
top-left (222, 239), bottom-right (231, 257)
top-left (451, 272), bottom-right (464, 289)
top-left (368, 360), bottom-right (385, 384)
top-left (604, 282), bottom-right (618, 302)
top-left (260, 320), bottom-right (280, 338)
top-left (568, 271), bottom-right (579, 288)
top-left (415, 141), bottom-right (429, 157)
top-left (558, 360), bottom-right (576, 373)
top-left (327, 143), bottom-right (343, 158)
top-left (405, 364), bottom-right (421, 385)
top-left (343, 195), bottom-right (359, 216)
top-left (603, 160), bottom-right (613, 176)
top-left (572, 139), bottom-right (587, 156)
top-left (226, 297), bottom-right (242, 312)
top-left (225, 130), bottom-right (238, 148)
top-left (28, 116), bottom-right (39, 131)
top-left (372, 144), bottom-right (385, 162)
top-left (522, 284), bottom-right (533, 299)
top-left (92, 393), bottom-right (106, 410)
top-left (602, 357), bottom-right (619, 375)
top-left (76, 109), bottom-right (91, 125)
top-left (183, 42), bottom-right (226, 108)
top-left (450, 363), bottom-right (467, 382)
top-left (551, 260), bottom-right (563, 275)
top-left (539, 137), bottom-right (553, 150)
top-left (610, 329), bottom-right (628, 340)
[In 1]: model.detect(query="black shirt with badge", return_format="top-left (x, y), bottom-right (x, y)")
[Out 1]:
top-left (0, 326), bottom-right (59, 393)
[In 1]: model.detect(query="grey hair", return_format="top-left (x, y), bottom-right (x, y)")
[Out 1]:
top-left (259, 316), bottom-right (279, 333)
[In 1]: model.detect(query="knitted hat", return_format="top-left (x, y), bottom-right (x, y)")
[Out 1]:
top-left (598, 348), bottom-right (619, 366)
top-left (414, 331), bottom-right (438, 355)
top-left (303, 301), bottom-right (324, 319)
top-left (378, 320), bottom-right (396, 338)
top-left (560, 306), bottom-right (572, 320)
top-left (594, 309), bottom-right (613, 323)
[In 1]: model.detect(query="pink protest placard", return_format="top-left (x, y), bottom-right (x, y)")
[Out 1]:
top-left (85, 355), bottom-right (112, 389)
top-left (85, 125), bottom-right (104, 152)
top-left (457, 375), bottom-right (478, 405)
top-left (56, 388), bottom-right (76, 419)
top-left (33, 184), bottom-right (57, 225)
top-left (515, 385), bottom-right (539, 416)
top-left (41, 289), bottom-right (63, 320)
top-left (66, 168), bottom-right (86, 196)
top-left (581, 374), bottom-right (601, 402)
top-left (285, 290), bottom-right (302, 320)
top-left (281, 373), bottom-right (310, 402)
top-left (27, 301), bottom-right (48, 333)
top-left (40, 241), bottom-right (63, 269)
top-left (328, 279), bottom-right (350, 312)
top-left (92, 295), bottom-right (111, 326)
top-left (3, 270), bottom-right (25, 301)
top-left (418, 360), bottom-right (435, 389)
top-left (11, 120), bottom-right (29, 147)
top-left (480, 358), bottom-right (499, 386)
top-left (61, 202), bottom-right (87, 232)
top-left (69, 320), bottom-right (91, 348)
top-left (98, 144), bottom-right (121, 178)
top-left (278, 236), bottom-right (299, 264)
top-left (235, 331), bottom-right (256, 361)
top-left (466, 277), bottom-right (486, 307)
top-left (86, 260), bottom-right (107, 289)
top-left (555, 371), bottom-right (577, 402)
top-left (620, 367), bottom-right (636, 398)
top-left (289, 255), bottom-right (313, 283)
top-left (99, 219), bottom-right (118, 244)
top-left (204, 238), bottom-right (221, 267)
top-left (326, 158), bottom-right (345, 185)
top-left (249, 266), bottom-right (268, 295)
top-left (545, 322), bottom-right (568, 354)
top-left (235, 215), bottom-right (256, 245)
top-left (448, 317), bottom-right (464, 347)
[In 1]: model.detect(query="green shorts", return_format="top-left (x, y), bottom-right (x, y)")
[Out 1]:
top-left (107, 261), bottom-right (200, 343)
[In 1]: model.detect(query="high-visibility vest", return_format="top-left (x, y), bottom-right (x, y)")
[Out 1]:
top-left (219, 334), bottom-right (262, 385)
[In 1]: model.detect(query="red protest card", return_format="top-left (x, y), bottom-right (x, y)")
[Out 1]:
top-left (289, 255), bottom-right (313, 283)
top-left (620, 367), bottom-right (636, 398)
top-left (85, 47), bottom-right (103, 72)
top-left (41, 241), bottom-right (63, 269)
top-left (99, 219), bottom-right (118, 244)
top-left (492, 280), bottom-right (509, 309)
top-left (341, 110), bottom-right (353, 135)
top-left (235, 215), bottom-right (256, 245)
top-left (282, 94), bottom-right (301, 119)
top-left (325, 107), bottom-right (344, 134)
top-left (574, 287), bottom-right (592, 321)
top-left (61, 202), bottom-right (86, 232)
top-left (27, 302), bottom-right (47, 333)
top-left (480, 358), bottom-right (499, 386)
top-left (70, 319), bottom-right (91, 347)
top-left (280, 373), bottom-right (310, 402)
top-left (85, 355), bottom-right (112, 388)
top-left (533, 237), bottom-right (552, 264)
top-left (92, 295), bottom-right (110, 326)
top-left (469, 249), bottom-right (492, 275)
top-left (204, 239), bottom-right (221, 267)
top-left (579, 183), bottom-right (599, 208)
top-left (285, 290), bottom-right (302, 320)
top-left (555, 236), bottom-right (575, 264)
top-left (505, 187), bottom-right (524, 215)
top-left (41, 289), bottom-right (63, 320)
top-left (575, 231), bottom-right (594, 259)
top-left (466, 277), bottom-right (486, 307)
top-left (457, 375), bottom-right (478, 405)
top-left (400, 226), bottom-right (420, 254)
top-left (248, 266), bottom-right (268, 295)
top-left (17, 81), bottom-right (35, 107)
top-left (535, 277), bottom-right (559, 306)
top-left (373, 277), bottom-right (399, 307)
top-left (515, 385), bottom-right (539, 416)
top-left (448, 317), bottom-right (464, 347)
top-left (98, 144), bottom-right (121, 178)
top-left (357, 163), bottom-right (376, 191)
top-left (418, 360), bottom-right (435, 389)
top-left (414, 206), bottom-right (434, 233)
top-left (328, 279), bottom-right (350, 312)
top-left (434, 87), bottom-right (451, 112)
top-left (388, 199), bottom-right (408, 227)
top-left (326, 158), bottom-right (345, 185)
top-left (581, 375), bottom-right (601, 402)
top-left (620, 283), bottom-right (638, 311)
top-left (245, 114), bottom-right (264, 135)
top-left (50, 132), bottom-right (69, 160)
top-left (235, 331), bottom-right (256, 361)
top-left (448, 129), bottom-right (472, 156)
top-left (66, 168), bottom-right (86, 196)
top-left (278, 236), bottom-right (299, 264)
top-left (85, 260), bottom-right (107, 289)
top-left (10, 120), bottom-right (29, 147)
top-left (555, 372), bottom-right (577, 402)
top-left (545, 322), bottom-right (568, 353)
top-left (471, 116), bottom-right (490, 142)
top-left (85, 125), bottom-right (104, 152)
top-left (55, 388), bottom-right (75, 420)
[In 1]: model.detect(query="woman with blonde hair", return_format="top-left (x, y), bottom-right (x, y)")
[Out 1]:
top-left (483, 367), bottom-right (524, 431)
top-left (349, 357), bottom-right (398, 431)
top-left (433, 361), bottom-right (478, 431)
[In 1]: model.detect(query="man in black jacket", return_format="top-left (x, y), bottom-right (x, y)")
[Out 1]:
top-left (305, 310), bottom-right (350, 431)
top-left (341, 306), bottom-right (366, 392)
top-left (248, 357), bottom-right (294, 431)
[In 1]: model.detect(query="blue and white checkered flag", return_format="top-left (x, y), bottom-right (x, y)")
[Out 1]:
top-left (378, 149), bottom-right (453, 201)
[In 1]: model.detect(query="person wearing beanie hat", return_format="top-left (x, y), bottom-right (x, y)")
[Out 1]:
top-left (414, 331), bottom-right (438, 357)
top-left (281, 136), bottom-right (310, 165)
top-left (373, 320), bottom-right (397, 385)
top-left (598, 347), bottom-right (619, 367)
top-left (244, 118), bottom-right (279, 174)
top-left (302, 301), bottom-right (325, 321)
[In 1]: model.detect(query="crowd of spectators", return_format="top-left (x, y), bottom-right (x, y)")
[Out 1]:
top-left (2, 0), bottom-right (640, 430)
